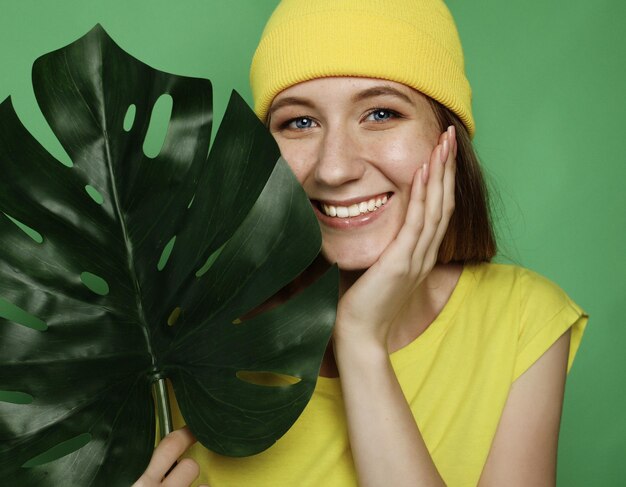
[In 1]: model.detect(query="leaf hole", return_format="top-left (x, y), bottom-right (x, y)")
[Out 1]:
top-left (80, 272), bottom-right (109, 296)
top-left (36, 126), bottom-right (74, 167)
top-left (143, 94), bottom-right (173, 158)
top-left (157, 236), bottom-right (177, 271)
top-left (167, 307), bottom-right (181, 326)
top-left (0, 297), bottom-right (47, 331)
top-left (22, 433), bottom-right (92, 468)
top-left (123, 103), bottom-right (137, 132)
top-left (195, 244), bottom-right (225, 278)
top-left (236, 371), bottom-right (302, 387)
top-left (0, 390), bottom-right (34, 404)
top-left (84, 185), bottom-right (104, 205)
top-left (2, 212), bottom-right (43, 243)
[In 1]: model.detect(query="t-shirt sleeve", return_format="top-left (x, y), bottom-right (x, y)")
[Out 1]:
top-left (512, 268), bottom-right (588, 381)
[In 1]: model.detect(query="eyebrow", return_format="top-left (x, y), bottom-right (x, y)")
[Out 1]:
top-left (268, 96), bottom-right (316, 116)
top-left (351, 85), bottom-right (414, 105)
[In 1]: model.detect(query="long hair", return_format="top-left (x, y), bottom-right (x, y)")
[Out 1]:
top-left (428, 98), bottom-right (497, 264)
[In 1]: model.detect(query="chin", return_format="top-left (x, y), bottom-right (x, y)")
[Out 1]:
top-left (319, 218), bottom-right (399, 271)
top-left (321, 241), bottom-right (386, 271)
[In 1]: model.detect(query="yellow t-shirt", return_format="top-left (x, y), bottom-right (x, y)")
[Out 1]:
top-left (171, 263), bottom-right (588, 487)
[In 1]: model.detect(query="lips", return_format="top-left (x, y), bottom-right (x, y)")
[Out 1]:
top-left (311, 192), bottom-right (392, 229)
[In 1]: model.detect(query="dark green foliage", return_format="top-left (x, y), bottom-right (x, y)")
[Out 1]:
top-left (0, 25), bottom-right (337, 485)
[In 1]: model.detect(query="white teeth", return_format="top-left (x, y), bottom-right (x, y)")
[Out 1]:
top-left (321, 195), bottom-right (390, 218)
top-left (336, 206), bottom-right (349, 218)
top-left (348, 204), bottom-right (360, 217)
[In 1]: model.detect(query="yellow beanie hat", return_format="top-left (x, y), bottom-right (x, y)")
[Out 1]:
top-left (250, 0), bottom-right (474, 137)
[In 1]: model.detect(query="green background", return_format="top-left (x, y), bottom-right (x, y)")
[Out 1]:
top-left (0, 0), bottom-right (623, 484)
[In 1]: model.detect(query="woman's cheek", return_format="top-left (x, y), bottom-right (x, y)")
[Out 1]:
top-left (365, 136), bottom-right (425, 184)
top-left (276, 139), bottom-right (316, 185)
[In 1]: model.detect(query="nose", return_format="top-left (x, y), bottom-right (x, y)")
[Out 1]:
top-left (314, 125), bottom-right (365, 187)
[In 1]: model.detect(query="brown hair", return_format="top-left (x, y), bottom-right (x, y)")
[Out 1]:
top-left (428, 98), bottom-right (497, 264)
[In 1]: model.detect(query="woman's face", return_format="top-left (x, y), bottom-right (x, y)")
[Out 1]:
top-left (268, 77), bottom-right (440, 270)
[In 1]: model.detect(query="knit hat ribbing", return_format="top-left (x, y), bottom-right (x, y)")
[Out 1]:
top-left (250, 0), bottom-right (474, 137)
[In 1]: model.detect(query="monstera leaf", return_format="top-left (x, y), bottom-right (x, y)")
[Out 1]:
top-left (0, 25), bottom-right (338, 485)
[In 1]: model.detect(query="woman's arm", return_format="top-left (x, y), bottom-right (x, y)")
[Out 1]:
top-left (478, 329), bottom-right (571, 486)
top-left (332, 127), bottom-right (456, 486)
top-left (334, 341), bottom-right (446, 486)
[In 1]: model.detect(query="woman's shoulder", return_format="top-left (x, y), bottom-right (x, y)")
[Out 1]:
top-left (465, 262), bottom-right (587, 359)
top-left (458, 262), bottom-right (587, 330)
top-left (465, 262), bottom-right (575, 308)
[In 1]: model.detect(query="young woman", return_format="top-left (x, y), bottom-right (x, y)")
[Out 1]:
top-left (134, 0), bottom-right (587, 485)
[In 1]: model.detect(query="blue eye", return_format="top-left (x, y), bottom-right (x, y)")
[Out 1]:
top-left (290, 117), bottom-right (314, 129)
top-left (368, 109), bottom-right (394, 122)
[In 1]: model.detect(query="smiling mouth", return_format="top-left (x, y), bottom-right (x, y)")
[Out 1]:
top-left (314, 193), bottom-right (391, 218)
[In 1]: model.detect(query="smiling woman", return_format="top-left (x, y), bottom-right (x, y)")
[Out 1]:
top-left (269, 77), bottom-right (445, 270)
top-left (134, 1), bottom-right (588, 486)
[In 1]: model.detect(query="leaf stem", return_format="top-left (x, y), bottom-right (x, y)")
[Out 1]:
top-left (152, 378), bottom-right (173, 440)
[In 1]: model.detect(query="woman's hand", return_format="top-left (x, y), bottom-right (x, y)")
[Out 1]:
top-left (132, 427), bottom-right (207, 487)
top-left (334, 125), bottom-right (457, 349)
top-left (331, 126), bottom-right (456, 487)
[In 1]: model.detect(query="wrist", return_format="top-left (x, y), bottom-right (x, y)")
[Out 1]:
top-left (333, 311), bottom-right (390, 346)
top-left (333, 335), bottom-right (390, 372)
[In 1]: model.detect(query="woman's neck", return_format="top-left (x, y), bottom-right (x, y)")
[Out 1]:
top-left (319, 263), bottom-right (463, 378)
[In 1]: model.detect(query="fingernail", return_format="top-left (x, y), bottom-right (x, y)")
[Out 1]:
top-left (441, 140), bottom-right (449, 164)
top-left (422, 161), bottom-right (429, 184)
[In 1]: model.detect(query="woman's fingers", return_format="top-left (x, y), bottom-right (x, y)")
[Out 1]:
top-left (162, 458), bottom-right (200, 487)
top-left (140, 427), bottom-right (197, 484)
top-left (410, 126), bottom-right (451, 265)
top-left (388, 157), bottom-right (427, 261)
top-left (424, 126), bottom-right (456, 265)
